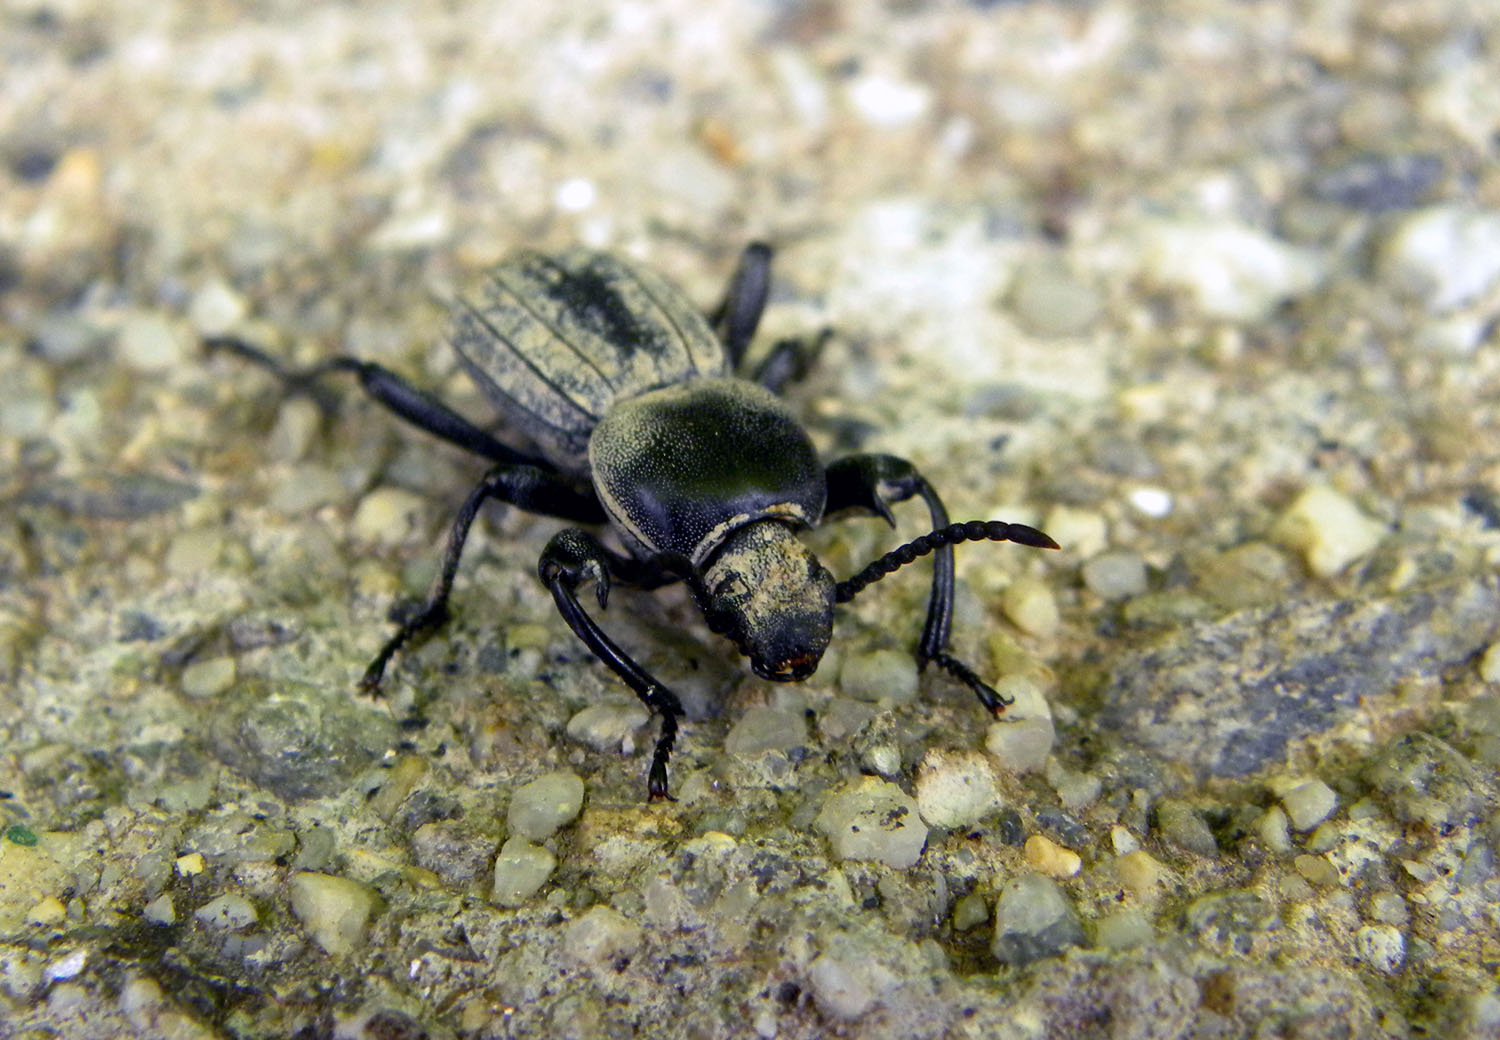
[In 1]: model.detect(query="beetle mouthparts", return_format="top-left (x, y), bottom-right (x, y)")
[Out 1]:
top-left (754, 652), bottom-right (820, 682)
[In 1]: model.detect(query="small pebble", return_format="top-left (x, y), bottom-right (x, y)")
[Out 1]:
top-left (1478, 642), bottom-right (1500, 683)
top-left (814, 778), bottom-right (928, 869)
top-left (1081, 551), bottom-right (1148, 600)
top-left (914, 749), bottom-right (1000, 829)
top-left (817, 698), bottom-right (878, 742)
top-left (179, 657), bottom-right (236, 700)
top-left (508, 771), bottom-right (585, 841)
top-left (984, 675), bottom-right (1054, 772)
top-left (188, 280), bottom-right (248, 335)
top-left (1094, 909), bottom-right (1153, 950)
top-left (1294, 854), bottom-right (1340, 887)
top-left (1001, 578), bottom-right (1060, 637)
top-left (846, 73), bottom-right (931, 128)
top-left (951, 892), bottom-right (989, 931)
top-left (860, 744), bottom-right (902, 778)
top-left (1024, 835), bottom-right (1081, 878)
top-left (807, 953), bottom-right (879, 1021)
top-left (563, 905), bottom-right (644, 972)
top-left (724, 705), bottom-right (808, 756)
top-left (194, 893), bottom-right (257, 932)
top-left (116, 313), bottom-right (189, 373)
top-left (1138, 217), bottom-right (1324, 323)
top-left (1270, 485), bottom-right (1385, 578)
top-left (1041, 506), bottom-right (1108, 559)
top-left (287, 872), bottom-right (379, 956)
top-left (143, 894), bottom-right (175, 925)
top-left (268, 397), bottom-right (322, 463)
top-left (1045, 759), bottom-right (1101, 810)
top-left (991, 874), bottom-right (1085, 966)
top-left (565, 701), bottom-right (650, 752)
top-left (27, 897), bottom-right (66, 926)
top-left (1379, 204), bottom-right (1500, 312)
top-left (1128, 487), bottom-right (1173, 518)
top-left (1115, 850), bottom-right (1169, 901)
top-left (1109, 826), bottom-right (1140, 856)
top-left (351, 487), bottom-right (428, 545)
top-left (1368, 891), bottom-right (1408, 926)
top-left (838, 648), bottom-right (919, 705)
top-left (1007, 259), bottom-right (1102, 337)
top-left (269, 464), bottom-right (346, 514)
top-left (1256, 806), bottom-right (1293, 853)
top-left (1354, 925), bottom-right (1405, 974)
top-left (491, 836), bottom-right (556, 908)
top-left (1156, 799), bottom-right (1218, 856)
top-left (1281, 779), bottom-right (1339, 831)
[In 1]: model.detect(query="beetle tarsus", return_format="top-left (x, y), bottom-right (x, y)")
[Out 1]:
top-left (927, 650), bottom-right (1015, 714)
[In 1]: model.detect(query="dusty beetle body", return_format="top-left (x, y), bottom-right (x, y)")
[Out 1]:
top-left (211, 245), bottom-right (1057, 798)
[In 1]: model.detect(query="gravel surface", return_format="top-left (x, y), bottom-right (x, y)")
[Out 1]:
top-left (3, 1), bottom-right (1500, 1037)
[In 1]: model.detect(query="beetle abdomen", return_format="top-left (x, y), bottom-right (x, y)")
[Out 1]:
top-left (449, 250), bottom-right (730, 472)
top-left (589, 379), bottom-right (827, 564)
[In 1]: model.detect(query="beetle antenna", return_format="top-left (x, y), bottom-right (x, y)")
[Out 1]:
top-left (836, 520), bottom-right (1058, 603)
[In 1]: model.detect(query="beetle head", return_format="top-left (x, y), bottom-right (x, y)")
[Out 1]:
top-left (701, 521), bottom-right (835, 682)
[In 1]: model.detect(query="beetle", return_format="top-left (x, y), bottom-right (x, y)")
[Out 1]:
top-left (209, 243), bottom-right (1058, 798)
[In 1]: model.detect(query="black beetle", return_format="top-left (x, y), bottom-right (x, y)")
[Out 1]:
top-left (209, 244), bottom-right (1057, 798)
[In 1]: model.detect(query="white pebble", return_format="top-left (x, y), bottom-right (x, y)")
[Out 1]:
top-left (1479, 642), bottom-right (1500, 684)
top-left (188, 280), bottom-right (248, 336)
top-left (1081, 551), bottom-right (1148, 600)
top-left (1129, 487), bottom-right (1173, 517)
top-left (564, 905), bottom-right (643, 972)
top-left (1002, 578), bottom-right (1060, 638)
top-left (116, 313), bottom-right (189, 373)
top-left (142, 894), bottom-right (176, 925)
top-left (193, 893), bottom-right (257, 931)
top-left (566, 701), bottom-right (650, 752)
top-left (1271, 485), bottom-right (1385, 577)
top-left (1380, 205), bottom-right (1500, 312)
top-left (287, 872), bottom-right (378, 956)
top-left (839, 648), bottom-right (919, 704)
top-left (555, 177), bottom-right (596, 213)
top-left (507, 771), bottom-right (585, 841)
top-left (1281, 779), bottom-right (1339, 831)
top-left (846, 73), bottom-right (931, 128)
top-left (724, 705), bottom-right (808, 755)
top-left (814, 778), bottom-right (928, 868)
top-left (914, 749), bottom-right (1001, 829)
top-left (491, 836), bottom-right (556, 908)
top-left (1354, 924), bottom-right (1406, 974)
top-left (351, 487), bottom-right (428, 545)
top-left (1138, 217), bottom-right (1324, 323)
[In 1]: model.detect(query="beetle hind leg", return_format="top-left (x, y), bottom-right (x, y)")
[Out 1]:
top-left (205, 334), bottom-right (542, 467)
top-left (539, 528), bottom-right (686, 799)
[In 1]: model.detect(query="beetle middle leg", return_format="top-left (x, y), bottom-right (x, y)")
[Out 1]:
top-left (538, 528), bottom-right (686, 799)
top-left (824, 454), bottom-right (1058, 714)
top-left (361, 464), bottom-right (604, 690)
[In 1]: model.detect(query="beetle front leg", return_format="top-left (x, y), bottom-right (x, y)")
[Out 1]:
top-left (539, 528), bottom-right (685, 800)
top-left (825, 454), bottom-right (1058, 714)
top-left (361, 464), bottom-right (603, 690)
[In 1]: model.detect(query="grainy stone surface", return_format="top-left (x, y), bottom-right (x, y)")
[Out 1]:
top-left (4, 0), bottom-right (1500, 1036)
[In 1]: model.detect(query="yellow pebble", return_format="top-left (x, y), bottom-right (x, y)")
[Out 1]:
top-left (1024, 834), bottom-right (1081, 877)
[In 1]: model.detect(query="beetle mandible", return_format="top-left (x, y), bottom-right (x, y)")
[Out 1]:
top-left (210, 244), bottom-right (1058, 798)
